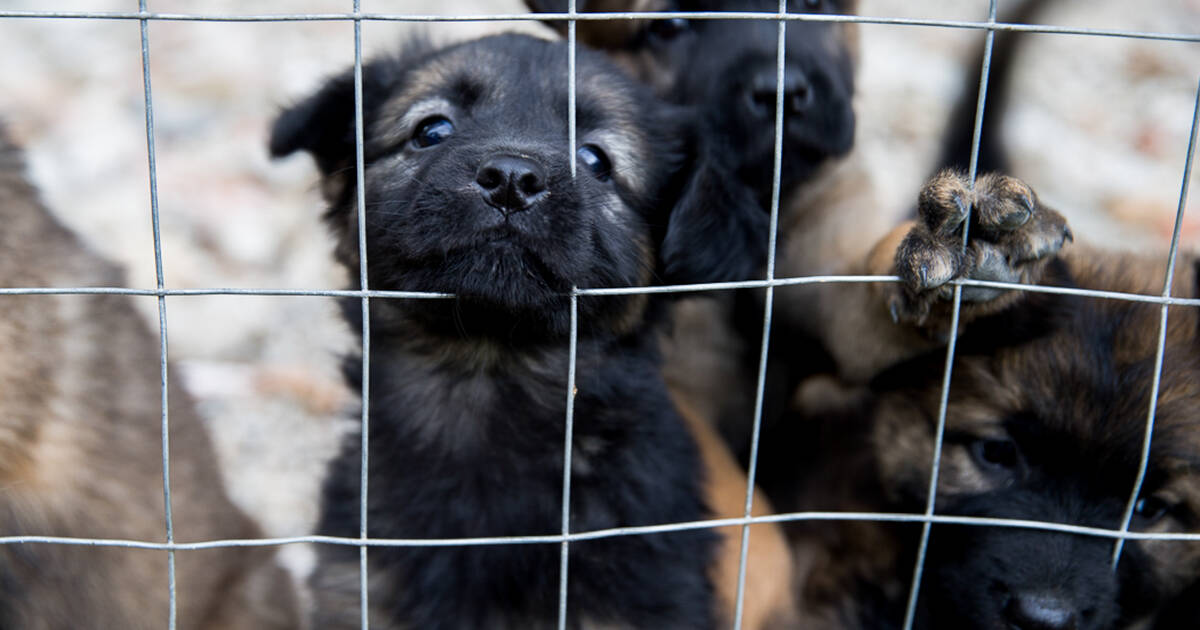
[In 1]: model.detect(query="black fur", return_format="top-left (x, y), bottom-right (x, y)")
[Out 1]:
top-left (572, 0), bottom-right (856, 201)
top-left (655, 0), bottom-right (856, 199)
top-left (936, 0), bottom-right (1044, 177)
top-left (270, 33), bottom-right (761, 628)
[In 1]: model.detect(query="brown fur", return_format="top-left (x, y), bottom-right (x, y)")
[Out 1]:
top-left (792, 171), bottom-right (1200, 628)
top-left (0, 131), bottom-right (299, 629)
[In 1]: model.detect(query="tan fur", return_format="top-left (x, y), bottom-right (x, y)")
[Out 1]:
top-left (671, 394), bottom-right (799, 630)
top-left (0, 132), bottom-right (299, 628)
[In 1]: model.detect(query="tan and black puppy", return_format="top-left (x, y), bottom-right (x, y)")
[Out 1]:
top-left (0, 130), bottom-right (298, 628)
top-left (791, 171), bottom-right (1200, 629)
top-left (269, 32), bottom-right (793, 629)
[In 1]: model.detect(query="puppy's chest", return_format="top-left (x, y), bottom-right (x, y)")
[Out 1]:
top-left (367, 358), bottom-right (693, 530)
top-left (380, 359), bottom-right (649, 467)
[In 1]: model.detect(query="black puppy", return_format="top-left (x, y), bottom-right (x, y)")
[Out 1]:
top-left (271, 33), bottom-right (765, 629)
top-left (527, 0), bottom-right (857, 201)
top-left (524, 1), bottom-right (1037, 463)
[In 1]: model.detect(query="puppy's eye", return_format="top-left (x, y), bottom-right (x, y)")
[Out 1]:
top-left (577, 145), bottom-right (612, 182)
top-left (1134, 494), bottom-right (1176, 525)
top-left (648, 17), bottom-right (690, 41)
top-left (803, 0), bottom-right (822, 8)
top-left (413, 116), bottom-right (454, 148)
top-left (969, 438), bottom-right (1020, 475)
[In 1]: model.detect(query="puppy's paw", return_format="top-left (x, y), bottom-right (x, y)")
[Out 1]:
top-left (890, 171), bottom-right (1071, 325)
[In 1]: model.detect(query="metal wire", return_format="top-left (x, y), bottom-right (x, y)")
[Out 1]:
top-left (558, 5), bottom-right (580, 629)
top-left (1111, 76), bottom-right (1200, 567)
top-left (0, 8), bottom-right (1198, 44)
top-left (900, 3), bottom-right (997, 627)
top-left (136, 1), bottom-right (177, 627)
top-left (732, 1), bottom-right (788, 627)
top-left (5, 277), bottom-right (1200, 305)
top-left (351, 1), bottom-right (372, 628)
top-left (5, 507), bottom-right (1200, 552)
top-left (3, 4), bottom-right (1199, 630)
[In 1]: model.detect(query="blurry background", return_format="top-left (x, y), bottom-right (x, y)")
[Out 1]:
top-left (0, 0), bottom-right (1197, 572)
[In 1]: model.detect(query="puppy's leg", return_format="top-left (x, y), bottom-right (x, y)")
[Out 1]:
top-left (672, 395), bottom-right (798, 630)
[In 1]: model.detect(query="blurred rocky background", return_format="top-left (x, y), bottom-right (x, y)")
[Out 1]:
top-left (0, 0), bottom-right (1197, 575)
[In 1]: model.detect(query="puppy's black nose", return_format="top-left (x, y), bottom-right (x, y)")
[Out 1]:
top-left (748, 65), bottom-right (813, 118)
top-left (475, 155), bottom-right (547, 216)
top-left (1005, 592), bottom-right (1079, 630)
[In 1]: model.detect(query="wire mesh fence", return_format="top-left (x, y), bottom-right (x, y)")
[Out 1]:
top-left (0, 2), bottom-right (1198, 630)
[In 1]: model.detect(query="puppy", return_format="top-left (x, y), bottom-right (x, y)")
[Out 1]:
top-left (791, 170), bottom-right (1200, 629)
top-left (0, 128), bottom-right (298, 628)
top-left (269, 32), bottom-right (792, 629)
top-left (525, 0), bottom-right (861, 451)
top-left (524, 1), bottom-right (1044, 463)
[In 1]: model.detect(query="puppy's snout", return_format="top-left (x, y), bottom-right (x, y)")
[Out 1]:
top-left (748, 65), bottom-right (813, 118)
top-left (475, 155), bottom-right (548, 216)
top-left (1004, 592), bottom-right (1079, 630)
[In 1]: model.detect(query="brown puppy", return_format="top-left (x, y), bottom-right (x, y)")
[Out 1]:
top-left (789, 171), bottom-right (1200, 629)
top-left (0, 129), bottom-right (298, 629)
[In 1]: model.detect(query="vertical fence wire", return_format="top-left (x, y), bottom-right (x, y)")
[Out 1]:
top-left (557, 289), bottom-right (580, 630)
top-left (351, 1), bottom-right (372, 628)
top-left (1111, 76), bottom-right (1200, 566)
top-left (137, 1), bottom-right (176, 628)
top-left (558, 4), bottom-right (580, 627)
top-left (732, 1), bottom-right (788, 627)
top-left (900, 2), bottom-right (997, 628)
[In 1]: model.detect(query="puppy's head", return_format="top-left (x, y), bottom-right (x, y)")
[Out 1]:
top-left (271, 34), bottom-right (765, 342)
top-left (526, 0), bottom-right (858, 198)
top-left (871, 297), bottom-right (1200, 629)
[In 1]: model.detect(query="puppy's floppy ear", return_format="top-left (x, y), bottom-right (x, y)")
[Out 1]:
top-left (269, 57), bottom-right (401, 175)
top-left (269, 70), bottom-right (357, 175)
top-left (661, 143), bottom-right (769, 285)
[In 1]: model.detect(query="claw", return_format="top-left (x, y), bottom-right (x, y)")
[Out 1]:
top-left (953, 194), bottom-right (969, 221)
top-left (918, 264), bottom-right (929, 287)
top-left (998, 206), bottom-right (1032, 230)
top-left (1064, 227), bottom-right (1074, 243)
top-left (889, 299), bottom-right (900, 324)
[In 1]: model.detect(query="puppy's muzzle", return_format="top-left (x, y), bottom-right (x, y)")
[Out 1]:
top-left (474, 154), bottom-right (548, 216)
top-left (747, 65), bottom-right (813, 118)
top-left (1004, 591), bottom-right (1080, 630)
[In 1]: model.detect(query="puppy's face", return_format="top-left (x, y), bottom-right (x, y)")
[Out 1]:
top-left (272, 34), bottom-right (765, 340)
top-left (528, 0), bottom-right (859, 197)
top-left (872, 303), bottom-right (1200, 629)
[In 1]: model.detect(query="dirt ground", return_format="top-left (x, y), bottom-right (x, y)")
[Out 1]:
top-left (0, 0), bottom-right (1197, 578)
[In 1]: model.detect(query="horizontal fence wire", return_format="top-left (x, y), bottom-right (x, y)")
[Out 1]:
top-left (3, 278), bottom-right (1200, 305)
top-left (4, 510), bottom-right (1200, 551)
top-left (0, 8), bottom-right (1198, 43)
top-left (1, 4), bottom-right (1198, 630)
